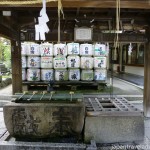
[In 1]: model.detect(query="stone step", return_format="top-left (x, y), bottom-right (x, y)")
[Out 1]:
top-left (0, 141), bottom-right (86, 150)
top-left (0, 95), bottom-right (12, 100)
top-left (0, 100), bottom-right (11, 107)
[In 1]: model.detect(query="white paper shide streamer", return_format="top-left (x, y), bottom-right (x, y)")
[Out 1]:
top-left (128, 43), bottom-right (132, 56)
top-left (35, 0), bottom-right (50, 41)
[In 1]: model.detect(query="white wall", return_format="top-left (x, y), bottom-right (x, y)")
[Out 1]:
top-left (112, 64), bottom-right (144, 76)
top-left (125, 66), bottom-right (144, 76)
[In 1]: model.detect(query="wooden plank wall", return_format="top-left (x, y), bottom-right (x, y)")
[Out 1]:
top-left (21, 31), bottom-right (147, 43)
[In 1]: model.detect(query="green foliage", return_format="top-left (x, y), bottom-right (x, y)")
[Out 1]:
top-left (0, 40), bottom-right (11, 68)
top-left (4, 45), bottom-right (11, 61)
top-left (4, 45), bottom-right (11, 68)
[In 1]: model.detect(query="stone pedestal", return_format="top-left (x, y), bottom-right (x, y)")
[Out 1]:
top-left (84, 96), bottom-right (144, 143)
top-left (84, 116), bottom-right (144, 143)
top-left (3, 101), bottom-right (85, 139)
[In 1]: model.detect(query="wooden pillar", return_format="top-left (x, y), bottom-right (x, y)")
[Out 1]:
top-left (11, 37), bottom-right (22, 94)
top-left (119, 43), bottom-right (123, 72)
top-left (144, 26), bottom-right (150, 117)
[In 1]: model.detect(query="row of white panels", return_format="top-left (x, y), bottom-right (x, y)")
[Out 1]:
top-left (22, 56), bottom-right (107, 69)
top-left (22, 69), bottom-right (107, 81)
top-left (21, 43), bottom-right (109, 56)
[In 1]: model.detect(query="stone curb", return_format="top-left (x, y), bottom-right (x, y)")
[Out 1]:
top-left (0, 95), bottom-right (12, 100)
top-left (0, 141), bottom-right (87, 150)
top-left (0, 100), bottom-right (10, 107)
top-left (0, 78), bottom-right (12, 89)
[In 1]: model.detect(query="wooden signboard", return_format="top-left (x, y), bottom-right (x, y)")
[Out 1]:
top-left (74, 27), bottom-right (93, 41)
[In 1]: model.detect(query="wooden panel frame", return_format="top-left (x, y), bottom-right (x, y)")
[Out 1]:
top-left (74, 27), bottom-right (93, 42)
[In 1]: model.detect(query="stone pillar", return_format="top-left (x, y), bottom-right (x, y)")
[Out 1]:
top-left (144, 26), bottom-right (150, 117)
top-left (11, 37), bottom-right (22, 94)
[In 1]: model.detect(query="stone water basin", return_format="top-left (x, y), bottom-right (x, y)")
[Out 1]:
top-left (3, 97), bottom-right (85, 139)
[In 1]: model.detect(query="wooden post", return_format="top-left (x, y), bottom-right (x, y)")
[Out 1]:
top-left (144, 26), bottom-right (150, 117)
top-left (119, 43), bottom-right (123, 72)
top-left (11, 38), bottom-right (22, 94)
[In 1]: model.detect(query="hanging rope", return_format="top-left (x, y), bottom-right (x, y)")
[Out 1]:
top-left (114, 0), bottom-right (120, 50)
top-left (58, 0), bottom-right (64, 43)
top-left (58, 0), bottom-right (64, 19)
top-left (110, 0), bottom-right (120, 98)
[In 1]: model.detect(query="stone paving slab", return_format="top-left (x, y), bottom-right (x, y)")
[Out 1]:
top-left (0, 84), bottom-right (12, 96)
top-left (144, 119), bottom-right (150, 140)
top-left (113, 72), bottom-right (144, 87)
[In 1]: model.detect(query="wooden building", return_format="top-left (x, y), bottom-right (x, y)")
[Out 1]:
top-left (0, 0), bottom-right (150, 117)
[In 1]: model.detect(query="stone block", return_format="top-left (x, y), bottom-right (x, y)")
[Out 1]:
top-left (3, 101), bottom-right (85, 139)
top-left (3, 78), bottom-right (12, 85)
top-left (0, 81), bottom-right (6, 87)
top-left (0, 100), bottom-right (10, 107)
top-left (84, 116), bottom-right (144, 143)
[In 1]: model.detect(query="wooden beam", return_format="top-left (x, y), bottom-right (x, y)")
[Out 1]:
top-left (63, 20), bottom-right (67, 32)
top-left (76, 7), bottom-right (80, 16)
top-left (0, 13), bottom-right (19, 39)
top-left (51, 20), bottom-right (57, 32)
top-left (0, 24), bottom-right (12, 39)
top-left (18, 13), bottom-right (149, 23)
top-left (21, 30), bottom-right (146, 43)
top-left (0, 0), bottom-right (150, 9)
top-left (108, 20), bottom-right (112, 30)
top-left (144, 26), bottom-right (150, 117)
top-left (11, 36), bottom-right (22, 94)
